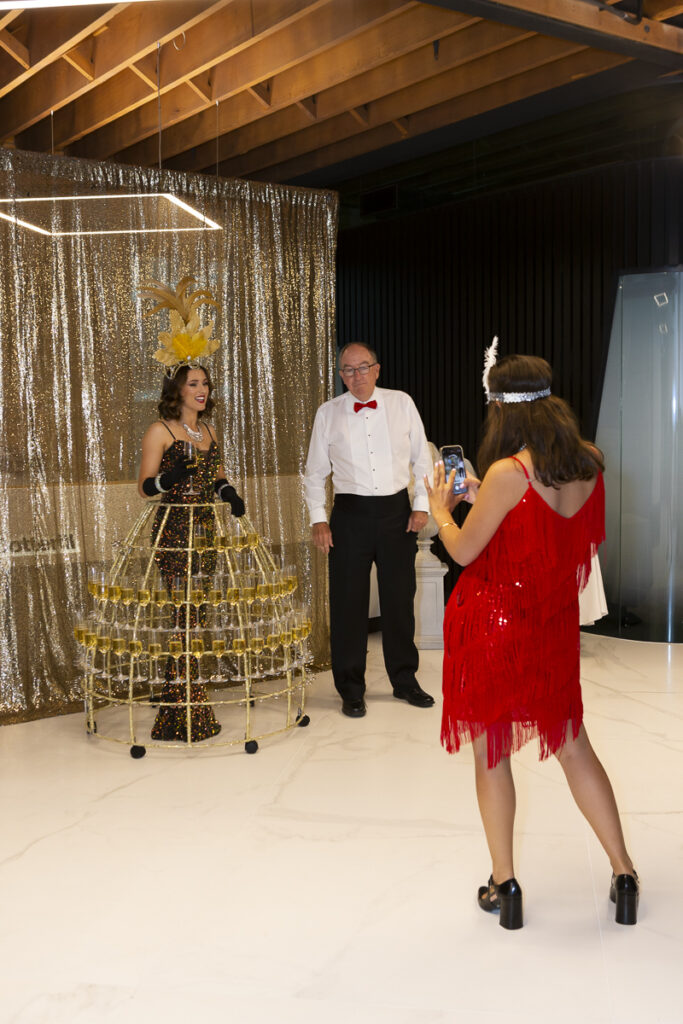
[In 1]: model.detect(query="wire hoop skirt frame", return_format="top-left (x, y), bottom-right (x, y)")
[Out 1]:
top-left (77, 500), bottom-right (312, 756)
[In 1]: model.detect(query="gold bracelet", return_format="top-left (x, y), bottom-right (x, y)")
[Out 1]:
top-left (438, 521), bottom-right (456, 532)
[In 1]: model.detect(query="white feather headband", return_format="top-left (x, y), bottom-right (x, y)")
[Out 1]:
top-left (483, 336), bottom-right (551, 404)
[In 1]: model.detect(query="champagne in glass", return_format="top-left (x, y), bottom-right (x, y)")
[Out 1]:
top-left (190, 578), bottom-right (204, 607)
top-left (183, 441), bottom-right (198, 495)
top-left (120, 577), bottom-right (135, 606)
top-left (172, 575), bottom-right (185, 609)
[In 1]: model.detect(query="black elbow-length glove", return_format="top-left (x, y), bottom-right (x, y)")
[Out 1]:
top-left (214, 478), bottom-right (245, 517)
top-left (141, 455), bottom-right (197, 497)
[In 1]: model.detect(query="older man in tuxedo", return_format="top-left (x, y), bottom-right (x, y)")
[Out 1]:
top-left (304, 343), bottom-right (434, 718)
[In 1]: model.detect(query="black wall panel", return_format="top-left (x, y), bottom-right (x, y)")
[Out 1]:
top-left (337, 158), bottom-right (683, 461)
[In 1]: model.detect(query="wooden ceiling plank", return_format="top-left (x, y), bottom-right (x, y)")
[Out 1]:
top-left (212, 33), bottom-right (589, 177)
top-left (296, 94), bottom-right (317, 120)
top-left (248, 79), bottom-right (274, 107)
top-left (179, 17), bottom-right (531, 171)
top-left (154, 0), bottom-right (328, 92)
top-left (62, 38), bottom-right (96, 83)
top-left (0, 26), bottom-right (28, 69)
top-left (0, 4), bottom-right (126, 99)
top-left (129, 53), bottom-right (159, 91)
top-left (16, 0), bottom-right (321, 154)
top-left (2, 0), bottom-right (228, 141)
top-left (642, 0), bottom-right (683, 18)
top-left (208, 0), bottom-right (416, 100)
top-left (83, 81), bottom-right (209, 157)
top-left (349, 104), bottom-right (369, 126)
top-left (17, 69), bottom-right (154, 150)
top-left (0, 12), bottom-right (23, 33)
top-left (471, 0), bottom-right (683, 56)
top-left (247, 48), bottom-right (628, 181)
top-left (119, 3), bottom-right (476, 168)
top-left (73, 0), bottom-right (415, 162)
top-left (187, 70), bottom-right (213, 102)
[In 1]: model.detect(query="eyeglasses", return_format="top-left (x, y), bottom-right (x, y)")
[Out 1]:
top-left (340, 363), bottom-right (377, 378)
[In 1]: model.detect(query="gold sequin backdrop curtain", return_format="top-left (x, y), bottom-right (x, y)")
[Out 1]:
top-left (0, 149), bottom-right (337, 724)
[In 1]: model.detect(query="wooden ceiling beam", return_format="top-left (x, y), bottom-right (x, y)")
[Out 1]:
top-left (129, 53), bottom-right (159, 91)
top-left (250, 47), bottom-right (628, 182)
top-left (296, 94), bottom-right (317, 120)
top-left (191, 18), bottom-right (532, 174)
top-left (0, 12), bottom-right (23, 33)
top-left (123, 2), bottom-right (473, 169)
top-left (0, 27), bottom-right (29, 70)
top-left (19, 0), bottom-right (324, 153)
top-left (187, 71), bottom-right (214, 103)
top-left (62, 38), bottom-right (96, 83)
top-left (73, 0), bottom-right (416, 162)
top-left (213, 33), bottom-right (591, 178)
top-left (642, 0), bottom-right (683, 18)
top-left (151, 0), bottom-right (329, 93)
top-left (0, 4), bottom-right (126, 99)
top-left (248, 79), bottom-right (274, 108)
top-left (426, 0), bottom-right (683, 60)
top-left (3, 0), bottom-right (228, 142)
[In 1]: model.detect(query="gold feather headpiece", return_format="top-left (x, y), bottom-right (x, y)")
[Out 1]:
top-left (138, 275), bottom-right (221, 376)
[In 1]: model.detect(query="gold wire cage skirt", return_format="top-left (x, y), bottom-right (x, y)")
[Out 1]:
top-left (75, 501), bottom-right (312, 757)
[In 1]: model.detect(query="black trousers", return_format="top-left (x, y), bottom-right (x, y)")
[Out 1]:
top-left (328, 490), bottom-right (419, 702)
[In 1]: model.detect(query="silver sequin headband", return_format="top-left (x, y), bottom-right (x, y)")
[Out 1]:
top-left (483, 337), bottom-right (551, 404)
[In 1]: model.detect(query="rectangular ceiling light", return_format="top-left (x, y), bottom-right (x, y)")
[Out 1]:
top-left (0, 193), bottom-right (222, 237)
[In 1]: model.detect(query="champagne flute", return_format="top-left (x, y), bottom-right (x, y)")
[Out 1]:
top-left (183, 441), bottom-right (198, 495)
top-left (109, 626), bottom-right (128, 685)
top-left (265, 627), bottom-right (280, 676)
top-left (210, 635), bottom-right (227, 683)
top-left (230, 626), bottom-right (247, 681)
top-left (248, 623), bottom-right (266, 680)
top-left (193, 523), bottom-right (208, 578)
top-left (148, 628), bottom-right (164, 703)
top-left (190, 631), bottom-right (206, 683)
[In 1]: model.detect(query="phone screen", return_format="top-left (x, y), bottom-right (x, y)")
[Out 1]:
top-left (440, 445), bottom-right (468, 495)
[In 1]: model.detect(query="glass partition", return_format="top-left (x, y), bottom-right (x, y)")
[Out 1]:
top-left (595, 270), bottom-right (682, 642)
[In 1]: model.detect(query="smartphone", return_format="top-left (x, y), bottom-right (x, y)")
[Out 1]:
top-left (440, 445), bottom-right (468, 495)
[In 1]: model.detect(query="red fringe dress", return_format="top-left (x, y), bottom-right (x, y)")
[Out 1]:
top-left (441, 458), bottom-right (605, 768)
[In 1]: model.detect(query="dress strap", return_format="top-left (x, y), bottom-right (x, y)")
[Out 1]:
top-left (159, 420), bottom-right (177, 440)
top-left (203, 421), bottom-right (216, 443)
top-left (510, 455), bottom-right (531, 481)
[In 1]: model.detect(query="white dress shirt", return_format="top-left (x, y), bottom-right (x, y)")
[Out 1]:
top-left (304, 387), bottom-right (432, 524)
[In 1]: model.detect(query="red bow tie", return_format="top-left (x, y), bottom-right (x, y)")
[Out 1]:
top-left (354, 400), bottom-right (377, 413)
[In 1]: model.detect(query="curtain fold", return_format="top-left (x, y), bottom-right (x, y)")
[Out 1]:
top-left (0, 150), bottom-right (337, 724)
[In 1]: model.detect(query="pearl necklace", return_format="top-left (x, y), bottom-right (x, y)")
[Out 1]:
top-left (182, 421), bottom-right (203, 443)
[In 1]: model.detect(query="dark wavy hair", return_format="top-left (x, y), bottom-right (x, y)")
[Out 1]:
top-left (477, 354), bottom-right (604, 487)
top-left (158, 364), bottom-right (215, 421)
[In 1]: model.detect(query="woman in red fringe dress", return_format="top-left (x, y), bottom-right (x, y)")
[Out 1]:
top-left (426, 351), bottom-right (637, 930)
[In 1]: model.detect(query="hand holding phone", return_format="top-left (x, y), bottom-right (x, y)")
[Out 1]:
top-left (439, 445), bottom-right (468, 495)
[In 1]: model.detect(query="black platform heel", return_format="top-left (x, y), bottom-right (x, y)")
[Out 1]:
top-left (610, 871), bottom-right (639, 925)
top-left (477, 875), bottom-right (523, 930)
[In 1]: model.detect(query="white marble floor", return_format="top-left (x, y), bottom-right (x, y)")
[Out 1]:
top-left (0, 633), bottom-right (681, 1024)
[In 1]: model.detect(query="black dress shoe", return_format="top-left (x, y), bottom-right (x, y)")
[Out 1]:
top-left (393, 684), bottom-right (434, 708)
top-left (341, 698), bottom-right (366, 718)
top-left (477, 875), bottom-right (524, 930)
top-left (610, 871), bottom-right (639, 925)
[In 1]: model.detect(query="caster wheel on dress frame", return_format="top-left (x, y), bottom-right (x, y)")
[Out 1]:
top-left (296, 714), bottom-right (310, 727)
top-left (244, 740), bottom-right (258, 754)
top-left (130, 745), bottom-right (146, 759)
